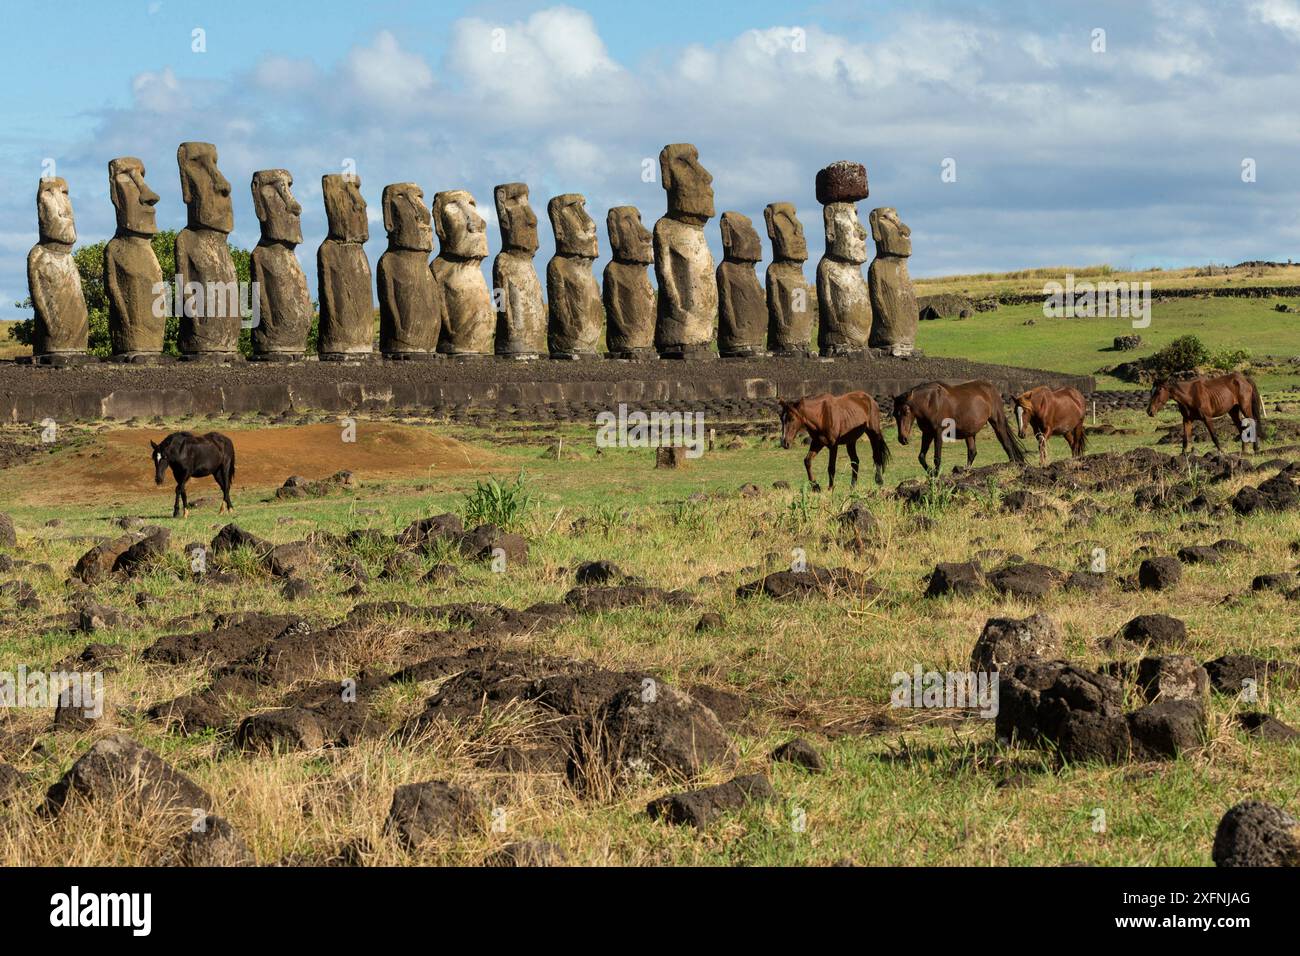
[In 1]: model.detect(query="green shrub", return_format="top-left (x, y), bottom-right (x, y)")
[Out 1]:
top-left (462, 471), bottom-right (534, 530)
top-left (1147, 335), bottom-right (1210, 378)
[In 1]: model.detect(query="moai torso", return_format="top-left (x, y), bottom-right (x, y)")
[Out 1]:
top-left (764, 202), bottom-right (811, 355)
top-left (815, 162), bottom-right (872, 356)
top-left (602, 206), bottom-right (655, 358)
top-left (492, 183), bottom-right (545, 358)
top-left (546, 193), bottom-right (602, 358)
top-left (175, 142), bottom-right (240, 356)
top-left (653, 144), bottom-right (717, 358)
top-left (377, 182), bottom-right (440, 357)
top-left (431, 189), bottom-right (493, 356)
top-left (249, 169), bottom-right (311, 357)
top-left (316, 174), bottom-right (374, 358)
top-left (716, 211), bottom-right (765, 357)
top-left (867, 206), bottom-right (918, 353)
top-left (27, 177), bottom-right (88, 356)
top-left (105, 157), bottom-right (165, 357)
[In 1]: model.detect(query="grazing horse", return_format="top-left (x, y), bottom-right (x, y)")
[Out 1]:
top-left (150, 431), bottom-right (236, 518)
top-left (778, 391), bottom-right (890, 490)
top-left (892, 380), bottom-right (1025, 475)
top-left (1147, 372), bottom-right (1264, 455)
top-left (1014, 385), bottom-right (1087, 466)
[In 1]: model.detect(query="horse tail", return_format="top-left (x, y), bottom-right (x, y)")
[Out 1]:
top-left (1249, 379), bottom-right (1266, 442)
top-left (993, 403), bottom-right (1027, 464)
top-left (868, 424), bottom-right (890, 474)
top-left (1075, 422), bottom-right (1087, 456)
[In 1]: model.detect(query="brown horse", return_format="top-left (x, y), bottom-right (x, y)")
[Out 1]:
top-left (1147, 372), bottom-right (1264, 454)
top-left (779, 391), bottom-right (890, 490)
top-left (892, 380), bottom-right (1025, 474)
top-left (1013, 385), bottom-right (1087, 466)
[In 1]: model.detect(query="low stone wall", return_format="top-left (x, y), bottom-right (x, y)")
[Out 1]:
top-left (0, 356), bottom-right (1094, 424)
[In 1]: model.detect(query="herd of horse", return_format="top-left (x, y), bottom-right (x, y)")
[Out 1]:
top-left (147, 371), bottom-right (1265, 512)
top-left (780, 370), bottom-right (1265, 490)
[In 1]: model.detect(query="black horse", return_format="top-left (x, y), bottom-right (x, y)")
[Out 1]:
top-left (151, 432), bottom-right (236, 518)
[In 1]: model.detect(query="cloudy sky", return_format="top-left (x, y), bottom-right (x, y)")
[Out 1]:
top-left (5, 0), bottom-right (1300, 317)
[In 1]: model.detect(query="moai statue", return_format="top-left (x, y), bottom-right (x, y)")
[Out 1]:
top-left (653, 143), bottom-right (717, 359)
top-left (815, 161), bottom-right (872, 357)
top-left (431, 189), bottom-right (493, 357)
top-left (546, 193), bottom-right (602, 359)
top-left (492, 183), bottom-right (545, 359)
top-left (764, 202), bottom-right (812, 356)
top-left (175, 142), bottom-right (240, 359)
top-left (868, 207), bottom-right (919, 355)
top-left (716, 211), bottom-right (766, 358)
top-left (249, 169), bottom-right (311, 359)
top-left (377, 182), bottom-right (441, 359)
top-left (317, 173), bottom-right (374, 360)
top-left (104, 157), bottom-right (165, 359)
top-left (27, 178), bottom-right (89, 361)
top-left (602, 206), bottom-right (655, 359)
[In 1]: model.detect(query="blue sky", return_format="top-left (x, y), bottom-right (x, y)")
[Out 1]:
top-left (5, 0), bottom-right (1300, 316)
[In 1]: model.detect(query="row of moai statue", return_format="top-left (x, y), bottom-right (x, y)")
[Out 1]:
top-left (27, 145), bottom-right (917, 363)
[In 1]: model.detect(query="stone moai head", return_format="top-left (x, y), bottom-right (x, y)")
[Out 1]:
top-left (251, 169), bottom-right (303, 245)
top-left (322, 174), bottom-right (368, 243)
top-left (870, 206), bottom-right (911, 258)
top-left (433, 189), bottom-right (488, 260)
top-left (177, 141), bottom-right (234, 233)
top-left (607, 206), bottom-right (652, 264)
top-left (495, 183), bottom-right (539, 255)
top-left (720, 211), bottom-right (762, 264)
top-left (382, 182), bottom-right (433, 253)
top-left (108, 157), bottom-right (160, 236)
top-left (660, 143), bottom-right (715, 225)
top-left (824, 203), bottom-right (868, 265)
top-left (548, 193), bottom-right (598, 259)
top-left (764, 202), bottom-right (807, 262)
top-left (37, 177), bottom-right (77, 246)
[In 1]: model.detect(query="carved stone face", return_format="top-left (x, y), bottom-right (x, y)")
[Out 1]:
top-left (870, 206), bottom-right (911, 257)
top-left (108, 157), bottom-right (159, 236)
top-left (548, 194), bottom-right (598, 258)
top-left (434, 189), bottom-right (488, 260)
top-left (824, 202), bottom-right (868, 264)
top-left (177, 141), bottom-right (234, 233)
top-left (607, 206), bottom-right (652, 264)
top-left (659, 143), bottom-right (715, 224)
top-left (37, 177), bottom-right (76, 246)
top-left (495, 183), bottom-right (539, 255)
top-left (382, 182), bottom-right (433, 253)
top-left (764, 202), bottom-right (807, 262)
top-left (251, 169), bottom-right (302, 245)
top-left (720, 211), bottom-right (761, 263)
top-left (322, 174), bottom-right (368, 243)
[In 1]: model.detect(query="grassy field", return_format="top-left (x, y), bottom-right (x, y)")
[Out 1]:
top-left (2, 408), bottom-right (1298, 866)
top-left (914, 262), bottom-right (1300, 298)
top-left (917, 296), bottom-right (1300, 393)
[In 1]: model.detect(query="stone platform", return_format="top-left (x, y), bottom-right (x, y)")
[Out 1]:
top-left (0, 355), bottom-right (1093, 424)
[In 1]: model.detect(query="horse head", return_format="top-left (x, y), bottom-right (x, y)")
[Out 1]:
top-left (150, 438), bottom-right (169, 485)
top-left (1147, 380), bottom-right (1170, 417)
top-left (778, 399), bottom-right (804, 450)
top-left (892, 392), bottom-right (914, 445)
top-left (1013, 392), bottom-right (1034, 438)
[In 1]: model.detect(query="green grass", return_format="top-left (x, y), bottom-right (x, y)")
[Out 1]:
top-left (2, 406), bottom-right (1299, 865)
top-left (918, 297), bottom-right (1300, 392)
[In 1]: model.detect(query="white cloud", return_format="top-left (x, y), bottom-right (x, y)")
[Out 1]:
top-left (1250, 0), bottom-right (1300, 38)
top-left (343, 30), bottom-right (435, 108)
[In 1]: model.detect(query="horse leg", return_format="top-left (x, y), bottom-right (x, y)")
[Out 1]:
top-left (1181, 415), bottom-right (1193, 456)
top-left (846, 440), bottom-right (860, 488)
top-left (932, 432), bottom-right (944, 474)
top-left (963, 435), bottom-right (976, 468)
top-left (804, 442), bottom-right (822, 492)
top-left (1228, 407), bottom-right (1247, 454)
top-left (1204, 415), bottom-right (1222, 453)
top-left (826, 444), bottom-right (839, 491)
top-left (175, 477), bottom-right (190, 519)
top-left (919, 432), bottom-right (934, 475)
top-left (1037, 428), bottom-right (1048, 467)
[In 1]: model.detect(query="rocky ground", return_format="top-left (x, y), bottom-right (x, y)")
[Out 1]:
top-left (0, 407), bottom-right (1298, 866)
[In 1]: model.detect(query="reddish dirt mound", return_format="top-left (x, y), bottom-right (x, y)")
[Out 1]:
top-left (0, 422), bottom-right (495, 505)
